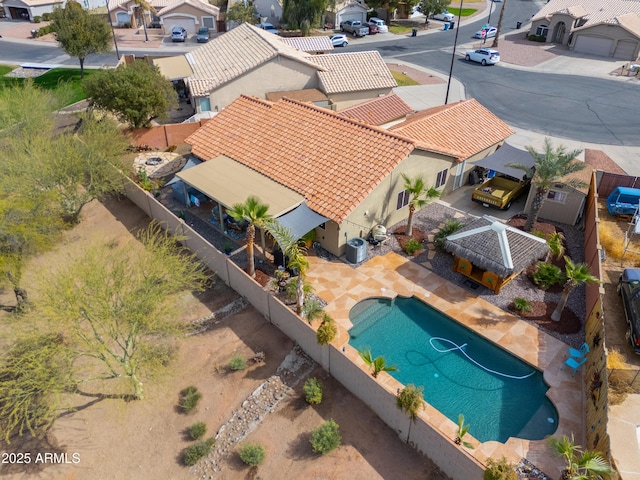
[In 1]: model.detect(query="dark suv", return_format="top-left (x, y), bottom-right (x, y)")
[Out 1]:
top-left (617, 268), bottom-right (640, 354)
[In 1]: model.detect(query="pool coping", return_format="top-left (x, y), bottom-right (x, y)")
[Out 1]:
top-left (307, 251), bottom-right (585, 478)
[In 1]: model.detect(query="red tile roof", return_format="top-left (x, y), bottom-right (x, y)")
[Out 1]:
top-left (337, 93), bottom-right (414, 126)
top-left (389, 99), bottom-right (514, 160)
top-left (185, 95), bottom-right (416, 222)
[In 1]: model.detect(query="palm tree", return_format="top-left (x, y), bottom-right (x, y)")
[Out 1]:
top-left (135, 0), bottom-right (155, 42)
top-left (358, 349), bottom-right (398, 378)
top-left (316, 314), bottom-right (337, 346)
top-left (507, 138), bottom-right (585, 232)
top-left (396, 384), bottom-right (424, 442)
top-left (546, 231), bottom-right (566, 262)
top-left (454, 413), bottom-right (474, 449)
top-left (228, 196), bottom-right (272, 278)
top-left (548, 434), bottom-right (617, 480)
top-left (401, 174), bottom-right (440, 236)
top-left (303, 297), bottom-right (324, 324)
top-left (551, 257), bottom-right (599, 322)
top-left (491, 0), bottom-right (506, 49)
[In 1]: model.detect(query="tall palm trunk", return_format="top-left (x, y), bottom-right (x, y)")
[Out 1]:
top-left (525, 187), bottom-right (547, 231)
top-left (406, 205), bottom-right (415, 236)
top-left (296, 275), bottom-right (304, 314)
top-left (551, 282), bottom-right (573, 321)
top-left (492, 0), bottom-right (506, 49)
top-left (246, 224), bottom-right (256, 278)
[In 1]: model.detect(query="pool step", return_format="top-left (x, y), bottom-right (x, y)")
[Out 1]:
top-left (349, 300), bottom-right (392, 336)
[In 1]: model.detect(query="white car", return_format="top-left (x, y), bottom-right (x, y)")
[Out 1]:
top-left (330, 34), bottom-right (349, 47)
top-left (465, 48), bottom-right (500, 65)
top-left (256, 23), bottom-right (278, 35)
top-left (432, 11), bottom-right (455, 22)
top-left (473, 26), bottom-right (497, 39)
top-left (368, 17), bottom-right (389, 33)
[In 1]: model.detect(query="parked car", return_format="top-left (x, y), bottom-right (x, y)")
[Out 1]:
top-left (340, 20), bottom-right (369, 37)
top-left (617, 268), bottom-right (640, 354)
top-left (368, 17), bottom-right (388, 33)
top-left (196, 26), bottom-right (210, 43)
top-left (330, 34), bottom-right (349, 47)
top-left (171, 26), bottom-right (187, 42)
top-left (465, 48), bottom-right (500, 65)
top-left (256, 23), bottom-right (278, 34)
top-left (431, 11), bottom-right (455, 22)
top-left (607, 186), bottom-right (640, 217)
top-left (473, 26), bottom-right (497, 39)
top-left (368, 24), bottom-right (380, 34)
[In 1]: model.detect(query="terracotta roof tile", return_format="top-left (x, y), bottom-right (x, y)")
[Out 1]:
top-left (533, 0), bottom-right (640, 35)
top-left (279, 36), bottom-right (334, 52)
top-left (310, 51), bottom-right (398, 94)
top-left (157, 0), bottom-right (219, 16)
top-left (185, 95), bottom-right (416, 222)
top-left (337, 93), bottom-right (414, 125)
top-left (389, 99), bottom-right (514, 160)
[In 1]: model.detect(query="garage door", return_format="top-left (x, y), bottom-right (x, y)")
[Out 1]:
top-left (338, 12), bottom-right (364, 26)
top-left (574, 35), bottom-right (613, 57)
top-left (614, 40), bottom-right (638, 60)
top-left (163, 17), bottom-right (197, 35)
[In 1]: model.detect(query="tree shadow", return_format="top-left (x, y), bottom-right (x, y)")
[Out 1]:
top-left (284, 431), bottom-right (315, 461)
top-left (0, 433), bottom-right (66, 476)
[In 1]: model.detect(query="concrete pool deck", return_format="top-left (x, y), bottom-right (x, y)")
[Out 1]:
top-left (306, 251), bottom-right (584, 478)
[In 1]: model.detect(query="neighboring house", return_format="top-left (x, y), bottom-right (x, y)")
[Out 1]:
top-left (226, 0), bottom-right (281, 26)
top-left (529, 0), bottom-right (640, 59)
top-left (180, 95), bottom-right (512, 256)
top-left (1, 0), bottom-right (64, 20)
top-left (389, 99), bottom-right (515, 191)
top-left (338, 93), bottom-right (414, 127)
top-left (523, 159), bottom-right (592, 226)
top-left (279, 35), bottom-right (333, 54)
top-left (108, 0), bottom-right (218, 34)
top-left (326, 0), bottom-right (367, 28)
top-left (154, 23), bottom-right (396, 113)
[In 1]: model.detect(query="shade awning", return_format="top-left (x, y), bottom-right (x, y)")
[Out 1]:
top-left (153, 55), bottom-right (193, 81)
top-left (177, 155), bottom-right (304, 217)
top-left (276, 203), bottom-right (329, 241)
top-left (472, 143), bottom-right (535, 180)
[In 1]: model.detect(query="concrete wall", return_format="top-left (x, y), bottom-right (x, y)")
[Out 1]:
top-left (123, 176), bottom-right (486, 480)
top-left (206, 58), bottom-right (320, 112)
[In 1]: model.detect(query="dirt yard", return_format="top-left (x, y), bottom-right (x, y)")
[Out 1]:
top-left (0, 197), bottom-right (445, 480)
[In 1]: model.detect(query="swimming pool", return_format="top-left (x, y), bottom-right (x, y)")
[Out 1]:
top-left (349, 296), bottom-right (558, 443)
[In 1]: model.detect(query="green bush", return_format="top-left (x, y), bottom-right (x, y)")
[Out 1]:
top-left (229, 354), bottom-right (247, 371)
top-left (532, 262), bottom-right (564, 289)
top-left (182, 438), bottom-right (214, 466)
top-left (404, 239), bottom-right (422, 255)
top-left (179, 386), bottom-right (202, 414)
top-left (527, 34), bottom-right (546, 42)
top-left (483, 456), bottom-right (518, 480)
top-left (513, 297), bottom-right (532, 313)
top-left (303, 378), bottom-right (323, 404)
top-left (189, 421), bottom-right (207, 440)
top-left (316, 318), bottom-right (337, 346)
top-left (33, 16), bottom-right (41, 23)
top-left (310, 419), bottom-right (341, 454)
top-left (238, 443), bottom-right (266, 467)
top-left (434, 219), bottom-right (464, 250)
top-left (42, 12), bottom-right (51, 21)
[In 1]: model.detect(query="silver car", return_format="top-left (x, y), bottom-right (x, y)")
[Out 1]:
top-left (465, 48), bottom-right (500, 65)
top-left (171, 26), bottom-right (187, 42)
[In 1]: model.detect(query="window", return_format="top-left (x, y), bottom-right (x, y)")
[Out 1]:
top-left (547, 190), bottom-right (567, 203)
top-left (536, 25), bottom-right (548, 37)
top-left (318, 222), bottom-right (326, 230)
top-left (397, 190), bottom-right (409, 210)
top-left (199, 97), bottom-right (211, 112)
top-left (435, 169), bottom-right (448, 189)
top-left (202, 16), bottom-right (215, 29)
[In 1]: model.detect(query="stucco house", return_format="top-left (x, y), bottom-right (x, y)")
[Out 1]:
top-left (1, 0), bottom-right (63, 20)
top-left (529, 0), bottom-right (640, 59)
top-left (326, 0), bottom-right (367, 28)
top-left (279, 35), bottom-right (334, 54)
top-left (178, 95), bottom-right (513, 256)
top-left (108, 0), bottom-right (218, 34)
top-left (155, 23), bottom-right (396, 113)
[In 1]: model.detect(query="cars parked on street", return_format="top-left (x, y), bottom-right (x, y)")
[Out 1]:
top-left (256, 23), bottom-right (278, 34)
top-left (465, 48), bottom-right (500, 65)
top-left (368, 17), bottom-right (388, 33)
top-left (196, 27), bottom-right (210, 43)
top-left (171, 26), bottom-right (187, 42)
top-left (473, 26), bottom-right (497, 38)
top-left (618, 268), bottom-right (640, 354)
top-left (330, 34), bottom-right (349, 47)
top-left (431, 11), bottom-right (455, 22)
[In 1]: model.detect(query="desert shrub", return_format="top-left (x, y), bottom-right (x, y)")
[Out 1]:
top-left (166, 145), bottom-right (177, 152)
top-left (42, 12), bottom-right (51, 20)
top-left (33, 16), bottom-right (41, 23)
top-left (310, 419), bottom-right (341, 454)
top-left (513, 297), bottom-right (532, 313)
top-left (182, 438), bottom-right (214, 466)
top-left (483, 456), bottom-right (518, 480)
top-left (229, 354), bottom-right (247, 371)
top-left (238, 443), bottom-right (266, 466)
top-left (532, 262), bottom-right (564, 289)
top-left (434, 219), bottom-right (463, 250)
top-left (316, 317), bottom-right (337, 346)
top-left (404, 239), bottom-right (422, 255)
top-left (303, 377), bottom-right (323, 404)
top-left (527, 34), bottom-right (546, 42)
top-left (179, 386), bottom-right (202, 414)
top-left (189, 421), bottom-right (207, 440)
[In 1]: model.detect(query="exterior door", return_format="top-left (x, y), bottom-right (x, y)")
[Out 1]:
top-left (453, 160), bottom-right (466, 190)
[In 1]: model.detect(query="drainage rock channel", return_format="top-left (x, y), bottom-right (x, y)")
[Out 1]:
top-left (191, 346), bottom-right (316, 478)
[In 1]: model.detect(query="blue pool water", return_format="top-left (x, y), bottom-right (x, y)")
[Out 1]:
top-left (349, 297), bottom-right (558, 443)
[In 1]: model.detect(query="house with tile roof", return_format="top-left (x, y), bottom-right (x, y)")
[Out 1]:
top-left (338, 93), bottom-right (414, 127)
top-left (279, 35), bottom-right (334, 54)
top-left (325, 0), bottom-right (368, 29)
top-left (180, 95), bottom-right (512, 256)
top-left (1, 0), bottom-right (63, 21)
top-left (154, 23), bottom-right (396, 113)
top-left (108, 0), bottom-right (218, 34)
top-left (529, 0), bottom-right (640, 59)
